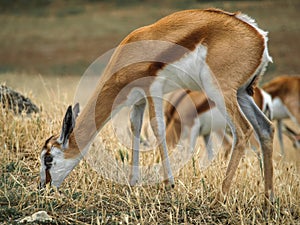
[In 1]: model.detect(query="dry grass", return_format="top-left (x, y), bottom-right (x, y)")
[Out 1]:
top-left (0, 74), bottom-right (299, 224)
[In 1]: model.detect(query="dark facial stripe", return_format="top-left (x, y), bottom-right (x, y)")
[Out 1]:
top-left (43, 135), bottom-right (57, 185)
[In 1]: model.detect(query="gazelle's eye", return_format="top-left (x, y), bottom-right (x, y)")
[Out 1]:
top-left (44, 154), bottom-right (53, 169)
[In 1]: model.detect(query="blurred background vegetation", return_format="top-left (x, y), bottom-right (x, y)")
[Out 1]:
top-left (0, 0), bottom-right (299, 82)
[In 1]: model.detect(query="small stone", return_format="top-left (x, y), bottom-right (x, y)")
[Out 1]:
top-left (17, 211), bottom-right (52, 223)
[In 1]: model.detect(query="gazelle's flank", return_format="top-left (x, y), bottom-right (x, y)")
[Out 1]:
top-left (39, 8), bottom-right (274, 201)
top-left (262, 75), bottom-right (300, 155)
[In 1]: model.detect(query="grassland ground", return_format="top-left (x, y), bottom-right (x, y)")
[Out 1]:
top-left (1, 0), bottom-right (300, 224)
top-left (0, 74), bottom-right (299, 224)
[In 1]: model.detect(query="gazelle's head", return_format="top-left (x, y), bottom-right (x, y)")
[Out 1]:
top-left (39, 103), bottom-right (80, 189)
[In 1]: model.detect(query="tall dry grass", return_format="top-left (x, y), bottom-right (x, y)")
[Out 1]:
top-left (0, 74), bottom-right (299, 224)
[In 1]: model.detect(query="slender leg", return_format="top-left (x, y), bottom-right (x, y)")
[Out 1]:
top-left (277, 120), bottom-right (285, 156)
top-left (220, 97), bottom-right (253, 196)
top-left (202, 82), bottom-right (251, 199)
top-left (205, 92), bottom-right (252, 203)
top-left (129, 100), bottom-right (146, 186)
top-left (184, 118), bottom-right (200, 160)
top-left (148, 96), bottom-right (174, 186)
top-left (237, 91), bottom-right (275, 203)
top-left (203, 134), bottom-right (214, 161)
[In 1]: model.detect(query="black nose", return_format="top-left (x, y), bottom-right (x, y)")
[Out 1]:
top-left (44, 155), bottom-right (53, 169)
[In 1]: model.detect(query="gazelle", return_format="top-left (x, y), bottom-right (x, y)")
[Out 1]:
top-left (39, 8), bottom-right (274, 202)
top-left (164, 87), bottom-right (273, 161)
top-left (262, 75), bottom-right (300, 155)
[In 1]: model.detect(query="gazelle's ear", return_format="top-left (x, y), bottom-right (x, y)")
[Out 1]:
top-left (58, 104), bottom-right (78, 149)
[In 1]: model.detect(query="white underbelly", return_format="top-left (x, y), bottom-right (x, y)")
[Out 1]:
top-left (155, 44), bottom-right (208, 94)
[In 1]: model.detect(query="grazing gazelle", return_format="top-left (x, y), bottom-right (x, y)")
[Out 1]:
top-left (39, 8), bottom-right (274, 202)
top-left (164, 87), bottom-right (273, 161)
top-left (262, 75), bottom-right (300, 155)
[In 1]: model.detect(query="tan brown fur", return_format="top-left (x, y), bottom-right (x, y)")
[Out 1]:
top-left (253, 86), bottom-right (264, 111)
top-left (43, 135), bottom-right (60, 154)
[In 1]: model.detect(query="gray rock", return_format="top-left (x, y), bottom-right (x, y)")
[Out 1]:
top-left (0, 85), bottom-right (39, 115)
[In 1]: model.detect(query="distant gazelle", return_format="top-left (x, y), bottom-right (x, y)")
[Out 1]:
top-left (39, 8), bottom-right (274, 202)
top-left (262, 75), bottom-right (300, 155)
top-left (164, 87), bottom-right (273, 160)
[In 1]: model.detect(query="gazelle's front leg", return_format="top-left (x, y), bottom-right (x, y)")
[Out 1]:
top-left (148, 96), bottom-right (175, 187)
top-left (129, 100), bottom-right (146, 186)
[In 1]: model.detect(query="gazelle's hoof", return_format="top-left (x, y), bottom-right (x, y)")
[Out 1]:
top-left (129, 180), bottom-right (138, 187)
top-left (263, 190), bottom-right (276, 210)
top-left (209, 191), bottom-right (227, 208)
top-left (162, 178), bottom-right (175, 190)
top-left (129, 174), bottom-right (139, 186)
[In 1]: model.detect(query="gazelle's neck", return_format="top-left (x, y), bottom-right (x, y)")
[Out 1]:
top-left (66, 81), bottom-right (121, 159)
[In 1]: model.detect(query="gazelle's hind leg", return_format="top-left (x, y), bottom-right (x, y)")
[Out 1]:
top-left (203, 88), bottom-right (253, 201)
top-left (129, 100), bottom-right (146, 186)
top-left (220, 96), bottom-right (253, 195)
top-left (200, 76), bottom-right (252, 200)
top-left (147, 96), bottom-right (175, 187)
top-left (237, 89), bottom-right (274, 203)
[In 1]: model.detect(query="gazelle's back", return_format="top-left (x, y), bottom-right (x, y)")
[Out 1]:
top-left (105, 8), bottom-right (269, 87)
